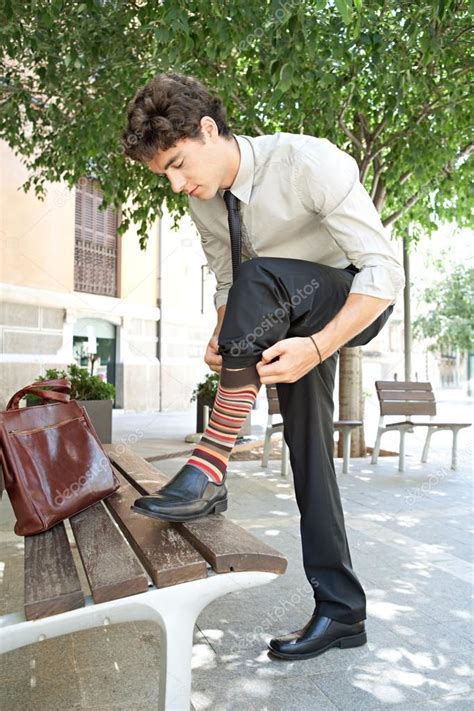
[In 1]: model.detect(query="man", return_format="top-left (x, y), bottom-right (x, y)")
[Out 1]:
top-left (122, 72), bottom-right (405, 660)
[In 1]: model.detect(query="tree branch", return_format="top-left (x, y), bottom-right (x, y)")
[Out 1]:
top-left (371, 117), bottom-right (388, 145)
top-left (338, 83), bottom-right (363, 151)
top-left (370, 155), bottom-right (383, 200)
top-left (372, 156), bottom-right (387, 212)
top-left (368, 93), bottom-right (470, 164)
top-left (231, 89), bottom-right (265, 135)
top-left (356, 111), bottom-right (374, 183)
top-left (382, 140), bottom-right (474, 227)
top-left (449, 25), bottom-right (474, 44)
top-left (399, 170), bottom-right (413, 186)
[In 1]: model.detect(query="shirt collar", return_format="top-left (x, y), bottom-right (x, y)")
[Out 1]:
top-left (222, 134), bottom-right (254, 206)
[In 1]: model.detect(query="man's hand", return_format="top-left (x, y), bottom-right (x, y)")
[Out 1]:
top-left (256, 337), bottom-right (320, 384)
top-left (204, 304), bottom-right (226, 373)
top-left (204, 334), bottom-right (223, 373)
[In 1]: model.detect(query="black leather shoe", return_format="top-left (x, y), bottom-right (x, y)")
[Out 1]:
top-left (130, 464), bottom-right (227, 522)
top-left (268, 612), bottom-right (367, 660)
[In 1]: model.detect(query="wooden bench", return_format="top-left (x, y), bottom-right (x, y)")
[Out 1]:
top-left (0, 444), bottom-right (287, 711)
top-left (262, 385), bottom-right (363, 475)
top-left (371, 380), bottom-right (471, 472)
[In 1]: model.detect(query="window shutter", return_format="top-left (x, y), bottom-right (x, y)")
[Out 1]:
top-left (74, 178), bottom-right (118, 296)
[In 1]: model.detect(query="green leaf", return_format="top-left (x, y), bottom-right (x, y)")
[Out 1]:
top-left (279, 63), bottom-right (294, 84)
top-left (315, 0), bottom-right (328, 11)
top-left (334, 0), bottom-right (353, 25)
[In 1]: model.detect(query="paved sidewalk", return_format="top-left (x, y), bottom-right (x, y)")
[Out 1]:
top-left (1, 394), bottom-right (472, 709)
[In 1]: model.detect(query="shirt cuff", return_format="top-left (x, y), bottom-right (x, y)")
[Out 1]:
top-left (214, 289), bottom-right (230, 310)
top-left (349, 265), bottom-right (405, 304)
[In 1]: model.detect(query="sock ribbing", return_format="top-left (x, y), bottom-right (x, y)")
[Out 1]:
top-left (188, 365), bottom-right (260, 483)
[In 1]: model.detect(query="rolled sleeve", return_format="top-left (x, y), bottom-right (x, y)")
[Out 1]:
top-left (322, 181), bottom-right (405, 303)
top-left (296, 140), bottom-right (405, 304)
top-left (190, 211), bottom-right (232, 310)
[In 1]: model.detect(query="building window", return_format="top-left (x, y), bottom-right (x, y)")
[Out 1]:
top-left (74, 178), bottom-right (118, 296)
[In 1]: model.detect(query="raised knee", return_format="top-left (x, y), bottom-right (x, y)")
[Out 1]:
top-left (237, 257), bottom-right (268, 277)
top-left (240, 257), bottom-right (265, 270)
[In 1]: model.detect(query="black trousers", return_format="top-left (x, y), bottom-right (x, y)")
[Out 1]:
top-left (218, 257), bottom-right (394, 624)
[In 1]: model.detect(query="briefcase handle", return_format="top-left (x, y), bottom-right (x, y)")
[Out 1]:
top-left (6, 379), bottom-right (71, 411)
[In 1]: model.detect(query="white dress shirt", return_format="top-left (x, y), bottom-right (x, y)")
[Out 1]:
top-left (189, 132), bottom-right (405, 310)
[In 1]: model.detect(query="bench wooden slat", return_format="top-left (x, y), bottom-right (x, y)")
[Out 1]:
top-left (24, 523), bottom-right (84, 620)
top-left (375, 381), bottom-right (432, 391)
top-left (104, 468), bottom-right (209, 588)
top-left (105, 443), bottom-right (168, 495)
top-left (69, 502), bottom-right (149, 604)
top-left (376, 381), bottom-right (437, 416)
top-left (386, 420), bottom-right (471, 428)
top-left (179, 516), bottom-right (288, 575)
top-left (377, 391), bottom-right (435, 402)
top-left (266, 387), bottom-right (364, 431)
top-left (106, 445), bottom-right (287, 576)
top-left (381, 401), bottom-right (437, 416)
top-left (266, 385), bottom-right (281, 415)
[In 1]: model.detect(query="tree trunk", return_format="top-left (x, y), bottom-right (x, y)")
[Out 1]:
top-left (338, 347), bottom-right (366, 457)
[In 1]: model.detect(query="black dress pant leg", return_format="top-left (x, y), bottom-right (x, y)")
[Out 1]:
top-left (218, 257), bottom-right (394, 624)
top-left (275, 354), bottom-right (367, 623)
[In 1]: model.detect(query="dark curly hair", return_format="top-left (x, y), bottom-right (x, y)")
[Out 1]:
top-left (122, 72), bottom-right (232, 163)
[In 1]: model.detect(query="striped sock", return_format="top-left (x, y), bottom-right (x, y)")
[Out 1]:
top-left (187, 365), bottom-right (261, 484)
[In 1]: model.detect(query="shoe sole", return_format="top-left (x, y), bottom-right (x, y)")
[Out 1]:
top-left (130, 498), bottom-right (228, 522)
top-left (267, 631), bottom-right (367, 660)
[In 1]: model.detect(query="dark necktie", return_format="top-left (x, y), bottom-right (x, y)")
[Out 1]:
top-left (223, 190), bottom-right (242, 282)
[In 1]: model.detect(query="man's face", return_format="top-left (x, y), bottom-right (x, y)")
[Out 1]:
top-left (145, 118), bottom-right (228, 200)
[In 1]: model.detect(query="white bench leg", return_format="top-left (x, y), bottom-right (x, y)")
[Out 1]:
top-left (0, 571), bottom-right (278, 711)
top-left (399, 430), bottom-right (406, 472)
top-left (261, 421), bottom-right (273, 468)
top-left (157, 605), bottom-right (196, 711)
top-left (371, 429), bottom-right (383, 465)
top-left (281, 440), bottom-right (289, 478)
top-left (451, 428), bottom-right (460, 470)
top-left (342, 430), bottom-right (351, 474)
top-left (421, 427), bottom-right (434, 463)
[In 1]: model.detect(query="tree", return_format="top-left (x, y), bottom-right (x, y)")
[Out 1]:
top-left (1, 1), bottom-right (471, 242)
top-left (414, 263), bottom-right (474, 353)
top-left (1, 1), bottom-right (472, 438)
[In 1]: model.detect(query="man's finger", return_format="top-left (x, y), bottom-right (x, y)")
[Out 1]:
top-left (261, 342), bottom-right (284, 362)
top-left (260, 373), bottom-right (289, 385)
top-left (207, 357), bottom-right (222, 367)
top-left (257, 361), bottom-right (283, 378)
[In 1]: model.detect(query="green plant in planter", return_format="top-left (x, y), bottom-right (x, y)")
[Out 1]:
top-left (26, 364), bottom-right (116, 405)
top-left (190, 373), bottom-right (219, 403)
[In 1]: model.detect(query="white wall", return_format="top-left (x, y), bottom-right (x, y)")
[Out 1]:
top-left (159, 207), bottom-right (218, 410)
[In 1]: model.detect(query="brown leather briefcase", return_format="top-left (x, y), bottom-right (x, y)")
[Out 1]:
top-left (0, 378), bottom-right (120, 536)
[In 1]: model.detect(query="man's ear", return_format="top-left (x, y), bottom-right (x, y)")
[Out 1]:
top-left (200, 115), bottom-right (219, 142)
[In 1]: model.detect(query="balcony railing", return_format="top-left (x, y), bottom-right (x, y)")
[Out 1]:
top-left (74, 237), bottom-right (117, 297)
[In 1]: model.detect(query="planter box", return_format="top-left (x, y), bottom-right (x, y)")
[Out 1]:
top-left (196, 394), bottom-right (215, 434)
top-left (26, 398), bottom-right (113, 444)
top-left (79, 399), bottom-right (113, 444)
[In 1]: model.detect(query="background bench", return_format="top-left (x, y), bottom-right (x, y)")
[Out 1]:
top-left (262, 385), bottom-right (362, 475)
top-left (0, 444), bottom-right (287, 711)
top-left (371, 380), bottom-right (471, 472)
